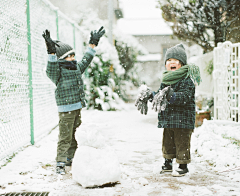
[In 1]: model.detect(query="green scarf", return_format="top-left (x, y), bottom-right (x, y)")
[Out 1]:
top-left (162, 64), bottom-right (202, 85)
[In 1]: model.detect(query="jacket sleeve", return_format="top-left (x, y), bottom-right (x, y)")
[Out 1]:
top-left (78, 47), bottom-right (96, 74)
top-left (169, 78), bottom-right (195, 106)
top-left (46, 54), bottom-right (60, 86)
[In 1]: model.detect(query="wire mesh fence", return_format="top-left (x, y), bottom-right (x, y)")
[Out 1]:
top-left (0, 0), bottom-right (84, 162)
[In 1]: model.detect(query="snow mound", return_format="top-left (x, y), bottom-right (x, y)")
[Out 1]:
top-left (192, 119), bottom-right (240, 171)
top-left (72, 127), bottom-right (121, 188)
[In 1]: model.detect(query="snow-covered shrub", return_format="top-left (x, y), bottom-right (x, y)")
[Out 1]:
top-left (73, 10), bottom-right (146, 109)
top-left (114, 28), bottom-right (148, 101)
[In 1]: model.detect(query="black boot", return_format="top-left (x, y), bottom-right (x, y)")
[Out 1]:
top-left (172, 164), bottom-right (189, 177)
top-left (66, 158), bottom-right (72, 166)
top-left (160, 159), bottom-right (172, 174)
top-left (56, 162), bottom-right (66, 175)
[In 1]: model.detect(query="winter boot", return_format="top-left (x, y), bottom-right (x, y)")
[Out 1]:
top-left (160, 159), bottom-right (172, 174)
top-left (66, 158), bottom-right (72, 166)
top-left (172, 164), bottom-right (189, 177)
top-left (56, 162), bottom-right (66, 175)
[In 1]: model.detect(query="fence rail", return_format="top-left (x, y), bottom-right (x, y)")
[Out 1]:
top-left (213, 41), bottom-right (240, 122)
top-left (0, 0), bottom-right (83, 161)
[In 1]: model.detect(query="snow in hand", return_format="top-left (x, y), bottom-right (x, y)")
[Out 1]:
top-left (72, 125), bottom-right (121, 188)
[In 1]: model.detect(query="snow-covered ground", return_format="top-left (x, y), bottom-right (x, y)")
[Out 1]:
top-left (0, 103), bottom-right (240, 196)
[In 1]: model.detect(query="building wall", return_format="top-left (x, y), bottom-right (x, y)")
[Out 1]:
top-left (137, 61), bottom-right (162, 91)
top-left (134, 34), bottom-right (189, 89)
top-left (49, 0), bottom-right (120, 24)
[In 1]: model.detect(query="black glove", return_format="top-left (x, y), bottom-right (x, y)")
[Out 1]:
top-left (135, 88), bottom-right (152, 115)
top-left (89, 26), bottom-right (105, 46)
top-left (42, 29), bottom-right (59, 54)
top-left (165, 86), bottom-right (174, 101)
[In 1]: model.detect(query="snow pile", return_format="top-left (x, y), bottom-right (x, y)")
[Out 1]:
top-left (72, 125), bottom-right (121, 188)
top-left (192, 119), bottom-right (240, 172)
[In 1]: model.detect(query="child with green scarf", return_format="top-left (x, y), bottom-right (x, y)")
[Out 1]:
top-left (135, 44), bottom-right (201, 177)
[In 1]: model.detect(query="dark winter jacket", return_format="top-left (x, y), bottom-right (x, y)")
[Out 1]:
top-left (157, 77), bottom-right (195, 129)
top-left (46, 47), bottom-right (95, 112)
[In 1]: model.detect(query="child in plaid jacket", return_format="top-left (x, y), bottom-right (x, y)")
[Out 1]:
top-left (135, 44), bottom-right (201, 177)
top-left (42, 27), bottom-right (105, 175)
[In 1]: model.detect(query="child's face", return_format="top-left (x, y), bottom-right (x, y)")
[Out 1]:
top-left (165, 58), bottom-right (182, 71)
top-left (65, 54), bottom-right (75, 61)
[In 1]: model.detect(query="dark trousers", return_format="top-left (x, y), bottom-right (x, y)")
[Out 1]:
top-left (162, 128), bottom-right (193, 164)
top-left (56, 109), bottom-right (82, 162)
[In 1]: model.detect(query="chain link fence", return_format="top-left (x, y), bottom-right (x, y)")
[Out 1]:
top-left (0, 0), bottom-right (84, 162)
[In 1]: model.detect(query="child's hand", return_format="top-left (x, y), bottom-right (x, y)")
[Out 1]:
top-left (42, 29), bottom-right (59, 54)
top-left (135, 88), bottom-right (152, 115)
top-left (89, 26), bottom-right (105, 46)
top-left (152, 86), bottom-right (173, 113)
top-left (165, 86), bottom-right (174, 101)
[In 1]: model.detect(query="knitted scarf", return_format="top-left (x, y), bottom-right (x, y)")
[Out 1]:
top-left (162, 64), bottom-right (202, 85)
top-left (58, 60), bottom-right (77, 70)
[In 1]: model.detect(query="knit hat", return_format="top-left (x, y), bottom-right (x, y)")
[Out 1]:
top-left (164, 44), bottom-right (187, 65)
top-left (55, 40), bottom-right (75, 59)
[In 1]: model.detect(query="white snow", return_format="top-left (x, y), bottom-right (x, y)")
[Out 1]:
top-left (0, 104), bottom-right (240, 195)
top-left (72, 126), bottom-right (121, 188)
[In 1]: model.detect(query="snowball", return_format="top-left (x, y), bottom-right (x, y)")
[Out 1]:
top-left (138, 84), bottom-right (148, 93)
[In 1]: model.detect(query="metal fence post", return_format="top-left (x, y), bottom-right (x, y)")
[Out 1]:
top-left (26, 0), bottom-right (34, 145)
top-left (72, 23), bottom-right (76, 50)
top-left (56, 9), bottom-right (59, 40)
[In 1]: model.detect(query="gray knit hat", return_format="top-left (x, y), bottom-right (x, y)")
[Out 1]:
top-left (55, 40), bottom-right (75, 59)
top-left (164, 44), bottom-right (187, 65)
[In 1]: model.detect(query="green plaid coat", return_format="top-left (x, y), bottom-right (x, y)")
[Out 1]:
top-left (157, 77), bottom-right (195, 129)
top-left (46, 52), bottom-right (94, 108)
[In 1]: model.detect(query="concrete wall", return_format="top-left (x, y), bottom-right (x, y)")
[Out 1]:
top-left (134, 35), bottom-right (183, 72)
top-left (134, 34), bottom-right (191, 90)
top-left (137, 61), bottom-right (162, 91)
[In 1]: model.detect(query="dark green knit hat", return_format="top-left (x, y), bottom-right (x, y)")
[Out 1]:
top-left (164, 44), bottom-right (187, 65)
top-left (55, 40), bottom-right (75, 59)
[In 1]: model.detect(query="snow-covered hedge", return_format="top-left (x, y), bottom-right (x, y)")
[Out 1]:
top-left (73, 11), bottom-right (146, 110)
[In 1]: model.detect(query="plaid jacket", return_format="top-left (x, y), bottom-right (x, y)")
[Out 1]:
top-left (157, 77), bottom-right (195, 129)
top-left (46, 51), bottom-right (94, 108)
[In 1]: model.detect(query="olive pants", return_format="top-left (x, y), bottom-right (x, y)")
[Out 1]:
top-left (56, 109), bottom-right (82, 162)
top-left (162, 128), bottom-right (193, 164)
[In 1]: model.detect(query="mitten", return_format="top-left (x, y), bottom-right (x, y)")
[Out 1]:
top-left (135, 88), bottom-right (152, 115)
top-left (162, 86), bottom-right (174, 101)
top-left (89, 26), bottom-right (105, 46)
top-left (152, 90), bottom-right (165, 113)
top-left (42, 29), bottom-right (59, 54)
top-left (152, 86), bottom-right (174, 113)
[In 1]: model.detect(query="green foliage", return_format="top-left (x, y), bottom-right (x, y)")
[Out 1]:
top-left (158, 0), bottom-right (240, 52)
top-left (205, 59), bottom-right (213, 75)
top-left (222, 134), bottom-right (240, 146)
top-left (114, 40), bottom-right (142, 101)
top-left (115, 41), bottom-right (138, 79)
